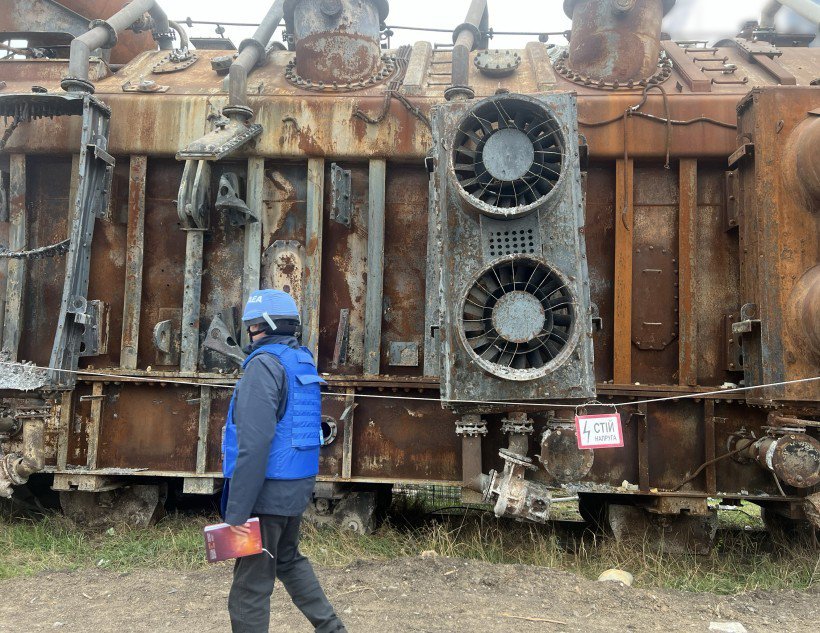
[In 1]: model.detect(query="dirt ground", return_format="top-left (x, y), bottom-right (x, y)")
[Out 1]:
top-left (1, 556), bottom-right (818, 633)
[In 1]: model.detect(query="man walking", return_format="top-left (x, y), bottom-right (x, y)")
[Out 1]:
top-left (222, 289), bottom-right (347, 633)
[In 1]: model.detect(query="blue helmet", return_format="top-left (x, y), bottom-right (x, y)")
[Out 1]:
top-left (242, 289), bottom-right (301, 330)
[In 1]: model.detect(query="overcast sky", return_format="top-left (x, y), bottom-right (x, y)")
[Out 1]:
top-left (157, 0), bottom-right (794, 49)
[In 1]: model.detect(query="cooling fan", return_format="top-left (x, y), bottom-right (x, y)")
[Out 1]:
top-left (460, 256), bottom-right (577, 379)
top-left (451, 95), bottom-right (565, 217)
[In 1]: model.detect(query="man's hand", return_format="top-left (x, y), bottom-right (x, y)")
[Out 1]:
top-left (229, 523), bottom-right (252, 537)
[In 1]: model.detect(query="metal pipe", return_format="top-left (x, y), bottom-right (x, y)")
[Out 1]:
top-left (449, 0), bottom-right (488, 99)
top-left (226, 0), bottom-right (286, 112)
top-left (168, 20), bottom-right (190, 50)
top-left (761, 0), bottom-right (783, 28)
top-left (0, 418), bottom-right (45, 499)
top-left (18, 418), bottom-right (45, 478)
top-left (63, 0), bottom-right (172, 92)
top-left (761, 0), bottom-right (820, 29)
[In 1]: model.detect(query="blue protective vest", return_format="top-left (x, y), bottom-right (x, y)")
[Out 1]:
top-left (222, 343), bottom-right (326, 480)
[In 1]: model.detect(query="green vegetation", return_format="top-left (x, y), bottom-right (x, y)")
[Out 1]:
top-left (1, 498), bottom-right (817, 595)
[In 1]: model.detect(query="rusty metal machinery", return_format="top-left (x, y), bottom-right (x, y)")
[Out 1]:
top-left (0, 0), bottom-right (819, 542)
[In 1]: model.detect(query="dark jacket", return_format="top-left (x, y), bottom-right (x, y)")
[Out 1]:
top-left (224, 334), bottom-right (316, 525)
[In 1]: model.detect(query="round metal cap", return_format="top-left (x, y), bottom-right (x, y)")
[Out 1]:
top-left (492, 291), bottom-right (546, 343)
top-left (483, 129), bottom-right (536, 182)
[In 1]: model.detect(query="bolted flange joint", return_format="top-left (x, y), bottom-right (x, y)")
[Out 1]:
top-left (456, 415), bottom-right (488, 437)
top-left (0, 453), bottom-right (27, 499)
top-left (501, 415), bottom-right (534, 435)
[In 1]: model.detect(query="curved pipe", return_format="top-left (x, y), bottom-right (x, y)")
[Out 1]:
top-left (761, 0), bottom-right (820, 29)
top-left (168, 20), bottom-right (190, 50)
top-left (449, 0), bottom-right (489, 97)
top-left (226, 0), bottom-right (286, 114)
top-left (64, 0), bottom-right (172, 91)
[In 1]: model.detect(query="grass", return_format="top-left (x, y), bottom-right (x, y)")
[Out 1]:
top-left (1, 499), bottom-right (817, 595)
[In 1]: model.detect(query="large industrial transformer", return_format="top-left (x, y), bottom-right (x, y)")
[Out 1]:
top-left (0, 0), bottom-right (818, 545)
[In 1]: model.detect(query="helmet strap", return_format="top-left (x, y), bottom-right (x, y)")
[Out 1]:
top-left (262, 312), bottom-right (277, 332)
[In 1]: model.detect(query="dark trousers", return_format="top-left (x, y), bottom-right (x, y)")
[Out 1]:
top-left (228, 515), bottom-right (346, 633)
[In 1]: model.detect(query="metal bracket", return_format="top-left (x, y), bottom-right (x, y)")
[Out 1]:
top-left (76, 300), bottom-right (109, 357)
top-left (732, 303), bottom-right (761, 335)
top-left (724, 170), bottom-right (739, 231)
top-left (202, 313), bottom-right (246, 366)
top-left (40, 94), bottom-right (112, 388)
top-left (177, 160), bottom-right (211, 229)
top-left (723, 309), bottom-right (744, 372)
top-left (332, 309), bottom-right (350, 369)
top-left (388, 342), bottom-right (419, 367)
top-left (728, 143), bottom-right (754, 169)
top-left (215, 172), bottom-right (258, 227)
top-left (152, 319), bottom-right (180, 366)
top-left (330, 163), bottom-right (352, 227)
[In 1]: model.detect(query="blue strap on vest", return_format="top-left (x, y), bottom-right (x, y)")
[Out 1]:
top-left (222, 343), bottom-right (326, 481)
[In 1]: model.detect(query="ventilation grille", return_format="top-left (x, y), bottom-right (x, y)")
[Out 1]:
top-left (461, 257), bottom-right (576, 376)
top-left (481, 214), bottom-right (542, 260)
top-left (452, 96), bottom-right (565, 215)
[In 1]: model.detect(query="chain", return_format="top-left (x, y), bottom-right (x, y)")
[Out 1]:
top-left (0, 239), bottom-right (71, 260)
top-left (0, 116), bottom-right (21, 151)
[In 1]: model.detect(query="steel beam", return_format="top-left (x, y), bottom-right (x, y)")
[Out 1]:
top-left (678, 159), bottom-right (698, 386)
top-left (423, 170), bottom-right (441, 378)
top-left (2, 154), bottom-right (26, 360)
top-left (613, 158), bottom-right (634, 384)
top-left (121, 155), bottom-right (147, 370)
top-left (364, 159), bottom-right (386, 376)
top-left (86, 382), bottom-right (104, 470)
top-left (180, 229), bottom-right (205, 373)
top-left (304, 158), bottom-right (325, 358)
top-left (196, 386), bottom-right (212, 475)
top-left (241, 157), bottom-right (264, 347)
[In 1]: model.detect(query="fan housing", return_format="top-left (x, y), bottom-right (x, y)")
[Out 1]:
top-left (460, 256), bottom-right (578, 381)
top-left (451, 95), bottom-right (566, 218)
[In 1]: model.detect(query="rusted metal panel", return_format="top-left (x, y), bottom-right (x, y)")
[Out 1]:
top-left (631, 166), bottom-right (680, 386)
top-left (97, 384), bottom-right (199, 471)
top-left (317, 162), bottom-right (365, 374)
top-left (351, 393), bottom-right (460, 481)
top-left (120, 155), bottom-right (147, 370)
top-left (241, 158), bottom-right (265, 347)
top-left (383, 167), bottom-right (429, 377)
top-left (584, 166), bottom-right (616, 382)
top-left (136, 160), bottom-right (186, 370)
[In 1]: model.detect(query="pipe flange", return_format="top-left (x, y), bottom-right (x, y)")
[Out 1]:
top-left (238, 38), bottom-right (267, 62)
top-left (88, 19), bottom-right (118, 49)
top-left (222, 105), bottom-right (254, 123)
top-left (501, 417), bottom-right (534, 435)
top-left (452, 22), bottom-right (482, 48)
top-left (285, 54), bottom-right (398, 92)
top-left (60, 76), bottom-right (96, 94)
top-left (553, 50), bottom-right (673, 91)
top-left (456, 418), bottom-right (488, 437)
top-left (499, 449), bottom-right (538, 471)
top-left (0, 453), bottom-right (27, 487)
top-left (444, 85), bottom-right (475, 101)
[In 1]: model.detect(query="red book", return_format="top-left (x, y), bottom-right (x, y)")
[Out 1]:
top-left (203, 518), bottom-right (263, 563)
